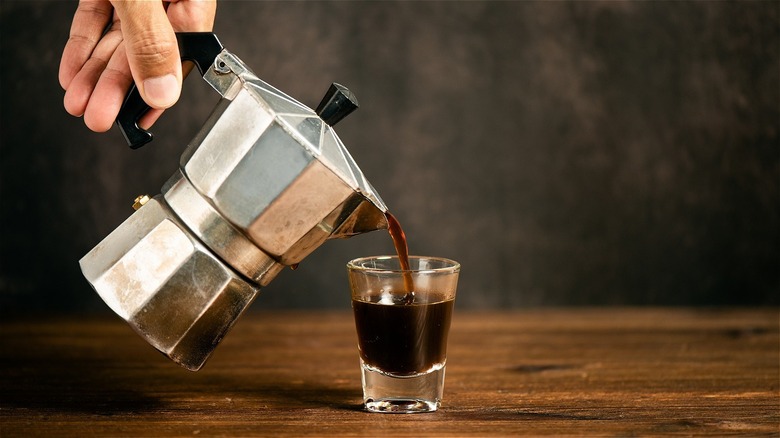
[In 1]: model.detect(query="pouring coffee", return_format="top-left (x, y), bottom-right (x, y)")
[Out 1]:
top-left (80, 33), bottom-right (390, 371)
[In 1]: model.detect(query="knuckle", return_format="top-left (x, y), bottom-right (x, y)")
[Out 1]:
top-left (128, 31), bottom-right (178, 66)
top-left (74, 1), bottom-right (113, 28)
top-left (100, 66), bottom-right (133, 89)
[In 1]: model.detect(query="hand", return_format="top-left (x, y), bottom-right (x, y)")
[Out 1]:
top-left (59, 0), bottom-right (217, 133)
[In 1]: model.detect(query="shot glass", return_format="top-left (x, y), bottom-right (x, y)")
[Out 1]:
top-left (348, 256), bottom-right (460, 413)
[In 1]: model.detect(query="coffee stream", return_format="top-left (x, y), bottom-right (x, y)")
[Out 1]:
top-left (385, 212), bottom-right (415, 303)
top-left (291, 213), bottom-right (410, 298)
top-left (353, 212), bottom-right (456, 376)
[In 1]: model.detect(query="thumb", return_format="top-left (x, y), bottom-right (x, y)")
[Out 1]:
top-left (112, 0), bottom-right (181, 109)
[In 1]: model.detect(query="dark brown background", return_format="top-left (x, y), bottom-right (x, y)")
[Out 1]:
top-left (1, 1), bottom-right (778, 313)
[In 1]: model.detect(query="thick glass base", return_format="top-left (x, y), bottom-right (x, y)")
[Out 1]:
top-left (361, 361), bottom-right (445, 414)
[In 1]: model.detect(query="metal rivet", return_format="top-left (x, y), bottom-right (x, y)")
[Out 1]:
top-left (214, 56), bottom-right (231, 74)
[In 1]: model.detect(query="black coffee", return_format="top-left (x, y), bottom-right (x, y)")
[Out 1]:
top-left (352, 296), bottom-right (454, 376)
top-left (385, 212), bottom-right (414, 300)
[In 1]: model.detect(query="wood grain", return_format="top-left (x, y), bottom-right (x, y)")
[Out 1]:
top-left (1, 308), bottom-right (777, 436)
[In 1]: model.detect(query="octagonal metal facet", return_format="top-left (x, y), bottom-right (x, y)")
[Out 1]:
top-left (79, 197), bottom-right (260, 371)
top-left (181, 74), bottom-right (387, 265)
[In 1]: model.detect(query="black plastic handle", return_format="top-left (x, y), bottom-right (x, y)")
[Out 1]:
top-left (116, 32), bottom-right (224, 149)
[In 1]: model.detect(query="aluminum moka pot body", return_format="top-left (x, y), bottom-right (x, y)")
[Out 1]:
top-left (79, 33), bottom-right (388, 371)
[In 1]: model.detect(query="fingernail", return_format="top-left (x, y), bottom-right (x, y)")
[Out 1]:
top-left (143, 74), bottom-right (180, 108)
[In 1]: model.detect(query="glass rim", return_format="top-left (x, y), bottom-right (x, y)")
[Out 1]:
top-left (347, 255), bottom-right (460, 274)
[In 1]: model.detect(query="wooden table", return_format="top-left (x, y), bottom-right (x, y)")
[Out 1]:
top-left (1, 308), bottom-right (778, 436)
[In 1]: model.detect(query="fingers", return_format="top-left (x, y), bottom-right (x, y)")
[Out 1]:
top-left (60, 0), bottom-right (218, 133)
top-left (82, 40), bottom-right (134, 132)
top-left (62, 25), bottom-right (123, 119)
top-left (59, 0), bottom-right (114, 90)
top-left (110, 0), bottom-right (182, 110)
